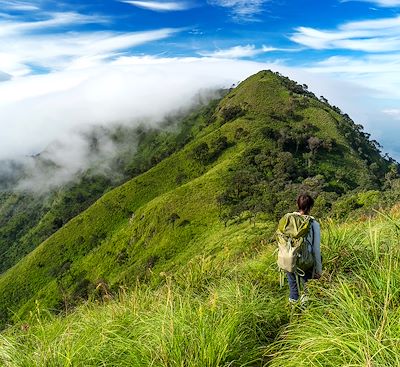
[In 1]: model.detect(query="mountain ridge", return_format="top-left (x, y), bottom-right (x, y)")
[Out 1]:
top-left (0, 70), bottom-right (396, 327)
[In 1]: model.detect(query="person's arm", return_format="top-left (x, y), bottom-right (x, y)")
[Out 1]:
top-left (312, 221), bottom-right (322, 275)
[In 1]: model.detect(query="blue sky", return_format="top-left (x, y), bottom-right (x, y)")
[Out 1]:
top-left (1, 0), bottom-right (400, 175)
top-left (2, 0), bottom-right (400, 68)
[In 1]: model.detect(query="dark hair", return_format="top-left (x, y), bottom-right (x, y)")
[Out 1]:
top-left (297, 194), bottom-right (314, 214)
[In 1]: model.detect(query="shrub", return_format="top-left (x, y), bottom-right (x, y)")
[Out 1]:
top-left (220, 105), bottom-right (244, 122)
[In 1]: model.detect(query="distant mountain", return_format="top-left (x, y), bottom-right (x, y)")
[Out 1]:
top-left (0, 70), bottom-right (396, 327)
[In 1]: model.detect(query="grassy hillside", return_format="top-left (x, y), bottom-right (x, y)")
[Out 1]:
top-left (0, 99), bottom-right (219, 274)
top-left (269, 207), bottom-right (400, 366)
top-left (1, 206), bottom-right (400, 366)
top-left (0, 70), bottom-right (395, 329)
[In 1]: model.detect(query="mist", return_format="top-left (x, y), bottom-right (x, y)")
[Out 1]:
top-left (0, 58), bottom-right (265, 191)
top-left (0, 56), bottom-right (398, 192)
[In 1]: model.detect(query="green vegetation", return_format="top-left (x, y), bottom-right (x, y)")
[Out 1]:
top-left (0, 70), bottom-right (399, 365)
top-left (1, 208), bottom-right (400, 366)
top-left (269, 208), bottom-right (400, 366)
top-left (0, 98), bottom-right (220, 274)
top-left (0, 70), bottom-right (397, 327)
top-left (0, 255), bottom-right (284, 366)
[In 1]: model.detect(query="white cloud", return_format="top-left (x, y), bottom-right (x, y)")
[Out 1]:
top-left (0, 10), bottom-right (181, 76)
top-left (291, 16), bottom-right (400, 52)
top-left (198, 44), bottom-right (277, 58)
top-left (0, 24), bottom-right (180, 76)
top-left (0, 1), bottom-right (40, 11)
top-left (0, 71), bottom-right (11, 81)
top-left (341, 16), bottom-right (400, 31)
top-left (0, 12), bottom-right (107, 37)
top-left (1, 6), bottom-right (400, 187)
top-left (0, 57), bottom-right (269, 189)
top-left (121, 0), bottom-right (193, 11)
top-left (304, 54), bottom-right (400, 100)
top-left (207, 0), bottom-right (270, 21)
top-left (0, 58), bottom-right (264, 149)
top-left (384, 109), bottom-right (400, 119)
top-left (341, 0), bottom-right (400, 7)
top-left (2, 55), bottom-right (400, 189)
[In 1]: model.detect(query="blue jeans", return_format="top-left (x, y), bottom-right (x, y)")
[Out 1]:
top-left (287, 270), bottom-right (313, 301)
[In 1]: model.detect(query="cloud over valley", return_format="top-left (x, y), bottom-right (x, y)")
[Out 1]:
top-left (0, 57), bottom-right (266, 190)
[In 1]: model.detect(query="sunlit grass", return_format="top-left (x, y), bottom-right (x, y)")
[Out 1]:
top-left (3, 211), bottom-right (400, 366)
top-left (268, 210), bottom-right (400, 367)
top-left (0, 256), bottom-right (287, 367)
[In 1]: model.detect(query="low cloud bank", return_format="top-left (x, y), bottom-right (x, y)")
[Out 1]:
top-left (0, 56), bottom-right (398, 191)
top-left (0, 58), bottom-right (265, 191)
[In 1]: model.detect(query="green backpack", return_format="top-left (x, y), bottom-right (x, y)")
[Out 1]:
top-left (276, 212), bottom-right (314, 273)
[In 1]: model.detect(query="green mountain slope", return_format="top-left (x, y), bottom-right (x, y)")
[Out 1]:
top-left (0, 70), bottom-right (394, 327)
top-left (1, 202), bottom-right (400, 366)
top-left (0, 99), bottom-right (219, 274)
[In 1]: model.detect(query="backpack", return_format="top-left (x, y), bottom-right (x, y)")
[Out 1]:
top-left (276, 212), bottom-right (314, 273)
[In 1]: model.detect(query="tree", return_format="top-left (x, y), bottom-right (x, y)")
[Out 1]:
top-left (220, 105), bottom-right (244, 122)
top-left (299, 175), bottom-right (326, 198)
top-left (273, 152), bottom-right (295, 180)
top-left (217, 195), bottom-right (231, 227)
top-left (261, 127), bottom-right (278, 140)
top-left (307, 136), bottom-right (322, 156)
top-left (235, 127), bottom-right (248, 140)
top-left (320, 96), bottom-right (329, 104)
top-left (192, 142), bottom-right (210, 164)
top-left (277, 127), bottom-right (291, 149)
top-left (211, 136), bottom-right (229, 159)
top-left (232, 169), bottom-right (260, 197)
top-left (322, 138), bottom-right (334, 152)
top-left (384, 163), bottom-right (399, 189)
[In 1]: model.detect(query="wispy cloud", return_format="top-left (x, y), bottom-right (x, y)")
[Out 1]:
top-left (0, 10), bottom-right (181, 76)
top-left (384, 109), bottom-right (400, 119)
top-left (207, 0), bottom-right (270, 22)
top-left (121, 0), bottom-right (193, 11)
top-left (0, 12), bottom-right (108, 37)
top-left (198, 44), bottom-right (277, 58)
top-left (341, 0), bottom-right (400, 7)
top-left (0, 1), bottom-right (40, 11)
top-left (301, 54), bottom-right (400, 98)
top-left (2, 27), bottom-right (180, 76)
top-left (0, 57), bottom-right (268, 189)
top-left (291, 15), bottom-right (400, 52)
top-left (3, 54), bottom-right (400, 189)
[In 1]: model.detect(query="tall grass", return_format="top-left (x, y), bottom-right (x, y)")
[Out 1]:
top-left (3, 211), bottom-right (400, 366)
top-left (268, 211), bottom-right (400, 366)
top-left (0, 256), bottom-right (288, 367)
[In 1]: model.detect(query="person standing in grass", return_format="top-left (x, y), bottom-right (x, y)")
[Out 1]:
top-left (277, 194), bottom-right (322, 303)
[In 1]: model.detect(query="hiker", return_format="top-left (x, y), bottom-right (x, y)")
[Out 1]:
top-left (276, 194), bottom-right (322, 303)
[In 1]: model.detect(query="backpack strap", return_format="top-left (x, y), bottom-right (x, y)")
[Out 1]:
top-left (309, 220), bottom-right (316, 277)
